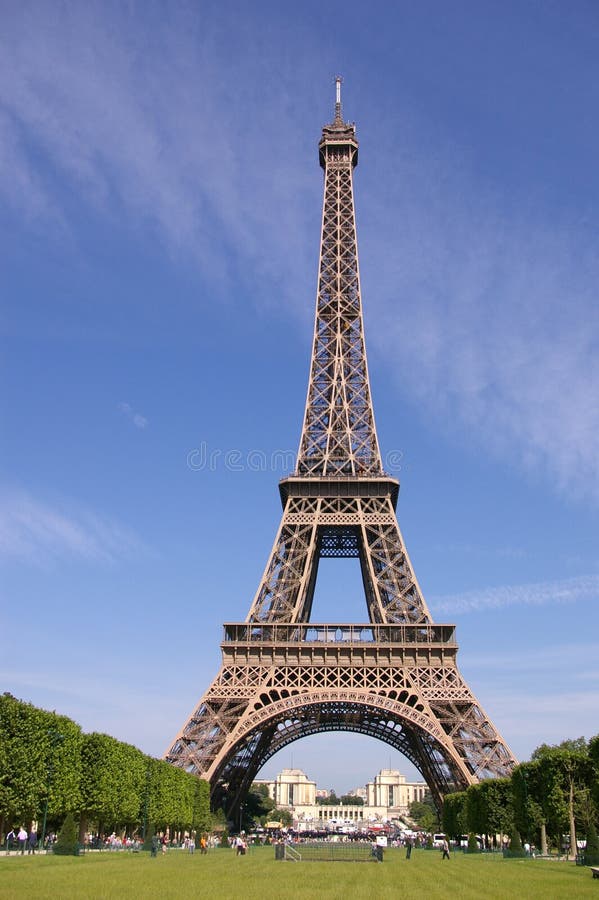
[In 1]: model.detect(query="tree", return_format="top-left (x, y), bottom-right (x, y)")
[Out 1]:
top-left (589, 735), bottom-right (599, 811)
top-left (442, 791), bottom-right (467, 841)
top-left (0, 694), bottom-right (45, 822)
top-left (532, 740), bottom-right (591, 858)
top-left (211, 807), bottom-right (227, 834)
top-left (0, 694), bottom-right (82, 828)
top-left (466, 778), bottom-right (514, 847)
top-left (79, 733), bottom-right (146, 840)
top-left (274, 808), bottom-right (293, 827)
top-left (409, 799), bottom-right (437, 832)
top-left (511, 762), bottom-right (549, 854)
top-left (466, 784), bottom-right (485, 837)
top-left (191, 778), bottom-right (211, 834)
top-left (536, 738), bottom-right (587, 755)
top-left (247, 783), bottom-right (276, 827)
top-left (147, 758), bottom-right (196, 831)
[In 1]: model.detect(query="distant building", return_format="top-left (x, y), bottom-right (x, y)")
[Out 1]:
top-left (254, 766), bottom-right (427, 829)
top-left (346, 786), bottom-right (367, 803)
top-left (254, 768), bottom-right (316, 807)
top-left (365, 768), bottom-right (427, 810)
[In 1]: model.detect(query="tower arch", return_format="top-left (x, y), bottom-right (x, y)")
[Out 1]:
top-left (208, 691), bottom-right (476, 817)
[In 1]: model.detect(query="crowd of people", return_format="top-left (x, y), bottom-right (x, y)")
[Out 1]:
top-left (2, 826), bottom-right (467, 860)
top-left (5, 826), bottom-right (38, 854)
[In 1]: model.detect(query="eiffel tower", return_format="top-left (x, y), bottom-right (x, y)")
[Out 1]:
top-left (165, 79), bottom-right (516, 820)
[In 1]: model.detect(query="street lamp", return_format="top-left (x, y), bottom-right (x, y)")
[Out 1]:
top-left (40, 730), bottom-right (64, 851)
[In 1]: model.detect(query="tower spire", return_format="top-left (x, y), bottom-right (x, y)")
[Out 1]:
top-left (299, 78), bottom-right (378, 477)
top-left (334, 74), bottom-right (343, 123)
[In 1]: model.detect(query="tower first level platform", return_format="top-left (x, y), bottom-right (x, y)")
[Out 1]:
top-left (168, 619), bottom-right (515, 818)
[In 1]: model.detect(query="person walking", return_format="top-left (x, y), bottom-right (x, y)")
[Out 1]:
top-left (235, 834), bottom-right (244, 856)
top-left (28, 829), bottom-right (38, 854)
top-left (6, 828), bottom-right (15, 854)
top-left (405, 837), bottom-right (412, 859)
top-left (441, 838), bottom-right (450, 860)
top-left (17, 826), bottom-right (28, 854)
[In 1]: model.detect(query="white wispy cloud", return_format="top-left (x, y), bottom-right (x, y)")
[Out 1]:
top-left (463, 640), bottom-right (599, 674)
top-left (0, 667), bottom-right (180, 755)
top-left (0, 107), bottom-right (62, 227)
top-left (118, 401), bottom-right (148, 429)
top-left (0, 490), bottom-right (146, 565)
top-left (483, 687), bottom-right (599, 755)
top-left (362, 122), bottom-right (599, 503)
top-left (431, 573), bottom-right (599, 615)
top-left (459, 641), bottom-right (599, 757)
top-left (0, 4), bottom-right (318, 312)
top-left (1, 4), bottom-right (597, 507)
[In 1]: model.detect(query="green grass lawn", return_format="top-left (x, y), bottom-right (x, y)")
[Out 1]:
top-left (0, 846), bottom-right (596, 899)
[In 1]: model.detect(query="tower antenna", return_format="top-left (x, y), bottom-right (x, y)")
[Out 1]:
top-left (334, 75), bottom-right (343, 122)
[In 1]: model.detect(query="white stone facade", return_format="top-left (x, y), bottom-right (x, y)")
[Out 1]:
top-left (365, 768), bottom-right (427, 810)
top-left (254, 767), bottom-right (427, 827)
top-left (255, 768), bottom-right (317, 808)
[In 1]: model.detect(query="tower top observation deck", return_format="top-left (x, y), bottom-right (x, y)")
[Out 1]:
top-left (319, 76), bottom-right (359, 169)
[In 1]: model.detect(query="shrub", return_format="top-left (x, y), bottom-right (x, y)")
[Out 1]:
top-left (504, 828), bottom-right (526, 858)
top-left (585, 819), bottom-right (599, 866)
top-left (467, 832), bottom-right (479, 853)
top-left (142, 822), bottom-right (156, 852)
top-left (53, 812), bottom-right (79, 856)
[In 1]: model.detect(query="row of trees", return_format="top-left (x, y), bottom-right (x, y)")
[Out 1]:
top-left (443, 737), bottom-right (599, 860)
top-left (3, 691), bottom-right (598, 855)
top-left (0, 694), bottom-right (211, 842)
top-left (315, 790), bottom-right (364, 806)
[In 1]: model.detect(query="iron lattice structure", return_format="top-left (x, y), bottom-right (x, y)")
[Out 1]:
top-left (165, 80), bottom-right (516, 820)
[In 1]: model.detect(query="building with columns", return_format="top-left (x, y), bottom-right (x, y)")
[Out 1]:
top-left (366, 768), bottom-right (427, 809)
top-left (254, 767), bottom-right (427, 829)
top-left (265, 768), bottom-right (317, 808)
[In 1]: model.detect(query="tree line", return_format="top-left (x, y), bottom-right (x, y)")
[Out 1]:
top-left (3, 691), bottom-right (598, 858)
top-left (442, 736), bottom-right (599, 860)
top-left (315, 790), bottom-right (364, 806)
top-left (0, 694), bottom-right (211, 843)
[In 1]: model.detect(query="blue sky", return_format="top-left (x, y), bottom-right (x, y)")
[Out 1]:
top-left (1, 0), bottom-right (598, 794)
